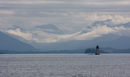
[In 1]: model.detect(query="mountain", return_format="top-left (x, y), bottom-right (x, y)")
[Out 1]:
top-left (8, 25), bottom-right (26, 32)
top-left (34, 24), bottom-right (64, 34)
top-left (30, 33), bottom-right (122, 50)
top-left (29, 20), bottom-right (130, 50)
top-left (97, 36), bottom-right (130, 49)
top-left (91, 19), bottom-right (130, 28)
top-left (0, 31), bottom-right (36, 52)
top-left (91, 19), bottom-right (112, 27)
top-left (5, 21), bottom-right (130, 51)
top-left (116, 22), bottom-right (130, 28)
top-left (30, 33), bottom-right (130, 51)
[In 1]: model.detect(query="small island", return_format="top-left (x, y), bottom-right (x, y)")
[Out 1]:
top-left (85, 48), bottom-right (108, 54)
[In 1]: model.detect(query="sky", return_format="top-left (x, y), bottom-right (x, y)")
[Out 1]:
top-left (0, 0), bottom-right (130, 43)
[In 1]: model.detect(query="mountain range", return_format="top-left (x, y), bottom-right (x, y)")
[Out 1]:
top-left (0, 19), bottom-right (130, 53)
top-left (29, 20), bottom-right (130, 50)
top-left (30, 34), bottom-right (130, 50)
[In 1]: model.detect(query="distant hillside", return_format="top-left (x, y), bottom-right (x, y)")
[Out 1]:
top-left (97, 36), bottom-right (130, 49)
top-left (0, 51), bottom-right (4, 54)
top-left (101, 48), bottom-right (130, 53)
top-left (85, 48), bottom-right (107, 53)
top-left (31, 33), bottom-right (129, 51)
top-left (85, 47), bottom-right (130, 53)
top-left (114, 49), bottom-right (130, 53)
top-left (0, 31), bottom-right (36, 52)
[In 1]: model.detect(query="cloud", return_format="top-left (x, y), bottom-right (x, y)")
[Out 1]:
top-left (1, 0), bottom-right (130, 12)
top-left (0, 0), bottom-right (130, 43)
top-left (74, 25), bottom-right (115, 40)
top-left (85, 14), bottom-right (130, 25)
top-left (111, 15), bottom-right (130, 25)
top-left (6, 28), bottom-right (33, 41)
top-left (33, 25), bottom-right (130, 43)
top-left (113, 26), bottom-right (130, 36)
top-left (21, 12), bottom-right (28, 15)
top-left (0, 1), bottom-right (64, 4)
top-left (85, 13), bottom-right (112, 21)
top-left (1, 11), bottom-right (130, 34)
top-left (28, 30), bottom-right (81, 43)
top-left (0, 0), bottom-right (130, 31)
top-left (39, 12), bottom-right (68, 17)
top-left (0, 11), bottom-right (15, 15)
top-left (81, 1), bottom-right (130, 6)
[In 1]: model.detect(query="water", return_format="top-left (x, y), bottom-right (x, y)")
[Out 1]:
top-left (0, 54), bottom-right (130, 77)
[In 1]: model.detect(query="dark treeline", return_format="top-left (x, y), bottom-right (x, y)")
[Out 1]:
top-left (1, 48), bottom-right (130, 54)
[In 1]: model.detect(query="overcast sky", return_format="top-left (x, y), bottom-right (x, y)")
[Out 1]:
top-left (0, 0), bottom-right (130, 43)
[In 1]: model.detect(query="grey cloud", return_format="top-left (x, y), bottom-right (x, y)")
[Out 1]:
top-left (1, 0), bottom-right (130, 41)
top-left (0, 0), bottom-right (130, 12)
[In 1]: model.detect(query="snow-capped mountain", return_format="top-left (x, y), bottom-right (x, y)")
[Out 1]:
top-left (33, 24), bottom-right (64, 34)
top-left (4, 20), bottom-right (130, 50)
top-left (30, 20), bottom-right (130, 50)
top-left (8, 25), bottom-right (26, 32)
top-left (91, 19), bottom-right (130, 28)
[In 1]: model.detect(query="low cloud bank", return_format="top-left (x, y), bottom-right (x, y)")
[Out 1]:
top-left (6, 24), bottom-right (130, 43)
